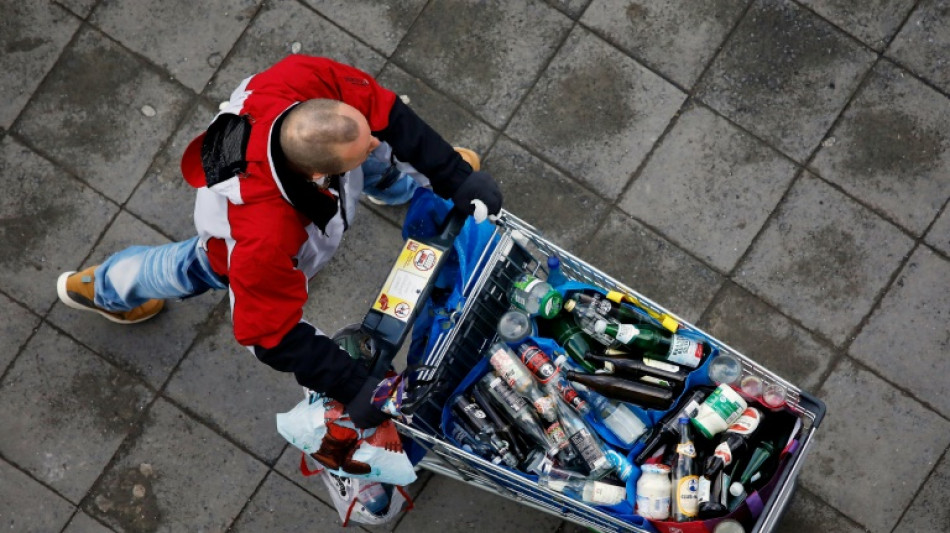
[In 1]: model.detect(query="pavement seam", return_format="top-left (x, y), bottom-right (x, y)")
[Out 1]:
top-left (889, 442), bottom-right (949, 532)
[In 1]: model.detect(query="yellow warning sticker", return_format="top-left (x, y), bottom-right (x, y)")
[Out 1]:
top-left (371, 239), bottom-right (443, 322)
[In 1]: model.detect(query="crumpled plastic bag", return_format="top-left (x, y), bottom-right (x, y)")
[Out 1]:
top-left (276, 390), bottom-right (418, 486)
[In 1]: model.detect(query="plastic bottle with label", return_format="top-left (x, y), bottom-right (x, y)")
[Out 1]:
top-left (509, 273), bottom-right (563, 319)
top-left (636, 463), bottom-right (672, 520)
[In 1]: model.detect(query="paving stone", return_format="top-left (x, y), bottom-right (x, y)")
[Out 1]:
top-left (0, 291), bottom-right (41, 376)
top-left (0, 2), bottom-right (79, 129)
top-left (84, 398), bottom-right (267, 533)
top-left (735, 173), bottom-right (914, 346)
top-left (583, 209), bottom-right (725, 324)
top-left (64, 512), bottom-right (116, 533)
top-left (620, 104), bottom-right (798, 272)
top-left (849, 246), bottom-right (950, 417)
top-left (230, 472), bottom-right (352, 532)
top-left (13, 27), bottom-right (192, 204)
top-left (0, 136), bottom-right (118, 313)
top-left (299, 0), bottom-right (428, 57)
top-left (393, 0), bottom-right (573, 128)
top-left (89, 0), bottom-right (258, 93)
top-left (125, 101), bottom-right (216, 242)
top-left (801, 358), bottom-right (950, 532)
top-left (544, 0), bottom-right (591, 18)
top-left (926, 207), bottom-right (950, 256)
top-left (394, 474), bottom-right (562, 532)
top-left (894, 449), bottom-right (950, 532)
top-left (0, 458), bottom-right (75, 532)
top-left (797, 0), bottom-right (916, 50)
top-left (696, 0), bottom-right (877, 162)
top-left (482, 137), bottom-right (610, 250)
top-left (56, 0), bottom-right (98, 18)
top-left (774, 487), bottom-right (869, 533)
top-left (507, 26), bottom-right (686, 200)
top-left (581, 0), bottom-right (748, 88)
top-left (810, 61), bottom-right (950, 236)
top-left (164, 307), bottom-right (303, 463)
top-left (886, 0), bottom-right (950, 95)
top-left (206, 0), bottom-right (387, 103)
top-left (47, 211), bottom-right (226, 388)
top-left (697, 282), bottom-right (837, 391)
top-left (0, 324), bottom-right (153, 503)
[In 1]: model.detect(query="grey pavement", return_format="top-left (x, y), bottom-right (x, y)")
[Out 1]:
top-left (1, 0), bottom-right (948, 532)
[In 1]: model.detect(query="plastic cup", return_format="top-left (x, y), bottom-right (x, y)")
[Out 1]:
top-left (707, 353), bottom-right (743, 385)
top-left (497, 309), bottom-right (532, 343)
top-left (740, 375), bottom-right (764, 398)
top-left (762, 383), bottom-right (787, 408)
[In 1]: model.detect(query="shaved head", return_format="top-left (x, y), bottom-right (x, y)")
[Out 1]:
top-left (280, 99), bottom-right (366, 176)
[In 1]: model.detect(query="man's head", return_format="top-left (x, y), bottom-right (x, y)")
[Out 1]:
top-left (279, 99), bottom-right (380, 182)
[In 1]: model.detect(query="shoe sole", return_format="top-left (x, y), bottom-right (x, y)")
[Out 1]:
top-left (56, 271), bottom-right (158, 325)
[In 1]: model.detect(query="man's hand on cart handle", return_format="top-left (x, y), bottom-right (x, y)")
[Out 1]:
top-left (452, 170), bottom-right (502, 222)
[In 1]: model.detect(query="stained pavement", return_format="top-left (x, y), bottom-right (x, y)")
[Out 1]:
top-left (1, 1), bottom-right (949, 532)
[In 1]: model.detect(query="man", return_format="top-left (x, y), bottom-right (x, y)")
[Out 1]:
top-left (56, 55), bottom-right (502, 428)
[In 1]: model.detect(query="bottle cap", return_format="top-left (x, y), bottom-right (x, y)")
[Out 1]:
top-left (593, 319), bottom-right (608, 333)
top-left (562, 299), bottom-right (576, 312)
top-left (641, 463), bottom-right (671, 475)
top-left (678, 416), bottom-right (690, 424)
top-left (547, 256), bottom-right (560, 269)
top-left (537, 289), bottom-right (563, 319)
top-left (729, 481), bottom-right (744, 497)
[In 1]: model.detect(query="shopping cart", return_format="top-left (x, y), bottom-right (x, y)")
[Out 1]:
top-left (377, 208), bottom-right (826, 533)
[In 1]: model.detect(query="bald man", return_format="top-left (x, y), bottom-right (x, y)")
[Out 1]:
top-left (56, 56), bottom-right (502, 428)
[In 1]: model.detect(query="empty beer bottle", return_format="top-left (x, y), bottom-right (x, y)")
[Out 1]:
top-left (594, 320), bottom-right (709, 369)
top-left (587, 353), bottom-right (689, 388)
top-left (570, 291), bottom-right (644, 323)
top-left (536, 316), bottom-right (598, 372)
top-left (635, 389), bottom-right (708, 464)
top-left (564, 371), bottom-right (673, 410)
top-left (703, 407), bottom-right (763, 479)
top-left (562, 298), bottom-right (615, 346)
top-left (672, 417), bottom-right (699, 522)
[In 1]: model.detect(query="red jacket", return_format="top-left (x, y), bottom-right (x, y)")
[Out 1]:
top-left (180, 56), bottom-right (472, 405)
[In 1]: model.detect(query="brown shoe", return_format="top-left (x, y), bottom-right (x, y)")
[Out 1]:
top-left (454, 147), bottom-right (481, 172)
top-left (56, 266), bottom-right (164, 324)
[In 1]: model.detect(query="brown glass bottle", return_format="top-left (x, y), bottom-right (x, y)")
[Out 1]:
top-left (587, 354), bottom-right (689, 387)
top-left (563, 370), bottom-right (673, 410)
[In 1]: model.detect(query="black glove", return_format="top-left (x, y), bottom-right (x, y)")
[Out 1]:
top-left (345, 379), bottom-right (392, 429)
top-left (452, 171), bottom-right (502, 217)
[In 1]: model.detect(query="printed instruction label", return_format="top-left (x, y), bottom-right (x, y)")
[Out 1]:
top-left (371, 239), bottom-right (443, 322)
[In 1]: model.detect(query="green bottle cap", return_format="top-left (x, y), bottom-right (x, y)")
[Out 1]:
top-left (537, 290), bottom-right (563, 319)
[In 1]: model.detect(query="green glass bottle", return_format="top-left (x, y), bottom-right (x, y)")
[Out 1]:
top-left (536, 316), bottom-right (598, 372)
top-left (594, 320), bottom-right (709, 369)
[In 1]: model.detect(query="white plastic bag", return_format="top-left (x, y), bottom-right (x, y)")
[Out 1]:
top-left (276, 391), bottom-right (418, 486)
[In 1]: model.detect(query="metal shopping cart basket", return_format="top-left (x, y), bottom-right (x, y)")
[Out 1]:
top-left (389, 209), bottom-right (826, 533)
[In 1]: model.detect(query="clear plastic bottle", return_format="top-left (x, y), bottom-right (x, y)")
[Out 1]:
top-left (509, 273), bottom-right (563, 319)
top-left (357, 482), bottom-right (390, 515)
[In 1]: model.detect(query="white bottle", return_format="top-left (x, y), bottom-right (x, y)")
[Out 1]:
top-left (539, 476), bottom-right (626, 506)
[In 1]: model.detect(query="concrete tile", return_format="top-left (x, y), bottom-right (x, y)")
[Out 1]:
top-left (47, 211), bottom-right (226, 388)
top-left (926, 207), bottom-right (950, 256)
top-left (84, 398), bottom-right (267, 532)
top-left (797, 0), bottom-right (916, 50)
top-left (206, 0), bottom-right (387, 103)
top-left (545, 0), bottom-right (592, 18)
top-left (230, 472), bottom-right (350, 532)
top-left (0, 324), bottom-right (153, 503)
top-left (0, 136), bottom-right (118, 313)
top-left (697, 282), bottom-right (836, 391)
top-left (801, 358), bottom-right (950, 532)
top-left (735, 173), bottom-right (914, 346)
top-left (0, 2), bottom-right (79, 128)
top-left (582, 0), bottom-right (748, 88)
top-left (90, 0), bottom-right (258, 93)
top-left (13, 27), bottom-right (193, 204)
top-left (303, 209), bottom-right (406, 339)
top-left (894, 450), bottom-right (950, 532)
top-left (810, 61), bottom-right (950, 236)
top-left (394, 474), bottom-right (562, 532)
top-left (125, 101), bottom-right (216, 242)
top-left (393, 0), bottom-right (573, 128)
top-left (64, 512), bottom-right (116, 533)
top-left (507, 26), bottom-right (686, 200)
top-left (165, 308), bottom-right (304, 463)
top-left (57, 0), bottom-right (98, 18)
top-left (774, 488), bottom-right (869, 533)
top-left (850, 246), bottom-right (950, 417)
top-left (482, 137), bottom-right (611, 250)
top-left (300, 0), bottom-right (428, 57)
top-left (0, 292), bottom-right (41, 375)
top-left (886, 0), bottom-right (950, 94)
top-left (696, 0), bottom-right (877, 162)
top-left (0, 458), bottom-right (75, 532)
top-left (583, 210), bottom-right (725, 324)
top-left (620, 104), bottom-right (798, 272)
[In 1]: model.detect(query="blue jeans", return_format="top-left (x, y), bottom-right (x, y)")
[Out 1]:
top-left (95, 159), bottom-right (416, 311)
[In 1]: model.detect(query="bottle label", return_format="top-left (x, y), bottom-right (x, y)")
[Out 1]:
top-left (534, 395), bottom-right (557, 420)
top-left (510, 276), bottom-right (542, 311)
top-left (488, 377), bottom-right (528, 412)
top-left (704, 386), bottom-right (747, 426)
top-left (490, 348), bottom-right (530, 392)
top-left (727, 407), bottom-right (762, 435)
top-left (545, 421), bottom-right (568, 447)
top-left (556, 381), bottom-right (588, 412)
top-left (676, 441), bottom-right (696, 458)
top-left (676, 475), bottom-right (699, 517)
top-left (640, 375), bottom-right (673, 388)
top-left (588, 482), bottom-right (626, 506)
top-left (667, 336), bottom-right (704, 368)
top-left (697, 476), bottom-right (711, 504)
top-left (519, 345), bottom-right (558, 383)
top-left (713, 442), bottom-right (734, 466)
top-left (643, 357), bottom-right (680, 373)
top-left (614, 323), bottom-right (640, 343)
top-left (604, 449), bottom-right (633, 481)
top-left (570, 429), bottom-right (606, 470)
